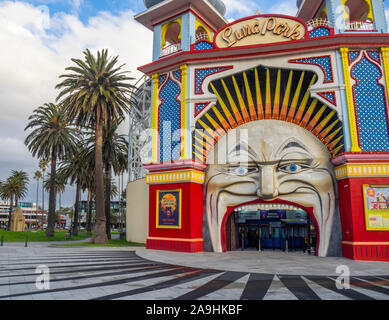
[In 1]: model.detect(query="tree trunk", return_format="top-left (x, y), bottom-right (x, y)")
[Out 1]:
top-left (92, 107), bottom-right (108, 244)
top-left (105, 162), bottom-right (112, 240)
top-left (46, 153), bottom-right (57, 237)
top-left (72, 183), bottom-right (80, 236)
top-left (7, 194), bottom-right (13, 231)
top-left (86, 188), bottom-right (92, 234)
top-left (72, 182), bottom-right (80, 236)
top-left (41, 170), bottom-right (45, 229)
top-left (36, 179), bottom-right (39, 228)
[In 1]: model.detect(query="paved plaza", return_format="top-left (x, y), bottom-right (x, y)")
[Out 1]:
top-left (0, 243), bottom-right (388, 300)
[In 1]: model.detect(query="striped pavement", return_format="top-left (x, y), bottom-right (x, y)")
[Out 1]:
top-left (0, 248), bottom-right (388, 300)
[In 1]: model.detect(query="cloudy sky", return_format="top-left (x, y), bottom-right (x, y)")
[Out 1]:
top-left (1, 0), bottom-right (389, 207)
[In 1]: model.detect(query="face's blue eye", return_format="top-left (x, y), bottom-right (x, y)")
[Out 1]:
top-left (289, 164), bottom-right (298, 172)
top-left (234, 167), bottom-right (248, 176)
top-left (281, 163), bottom-right (302, 173)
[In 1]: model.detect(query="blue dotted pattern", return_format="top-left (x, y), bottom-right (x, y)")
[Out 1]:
top-left (309, 27), bottom-right (331, 38)
top-left (319, 92), bottom-right (336, 104)
top-left (194, 41), bottom-right (214, 51)
top-left (195, 103), bottom-right (209, 116)
top-left (290, 57), bottom-right (333, 83)
top-left (159, 74), bottom-right (167, 87)
top-left (352, 56), bottom-right (389, 151)
top-left (349, 51), bottom-right (360, 64)
top-left (173, 70), bottom-right (181, 82)
top-left (367, 51), bottom-right (380, 63)
top-left (195, 67), bottom-right (230, 94)
top-left (159, 77), bottom-right (181, 161)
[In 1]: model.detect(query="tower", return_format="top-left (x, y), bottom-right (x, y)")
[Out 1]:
top-left (134, 0), bottom-right (228, 252)
top-left (136, 0), bottom-right (227, 61)
top-left (297, 0), bottom-right (389, 261)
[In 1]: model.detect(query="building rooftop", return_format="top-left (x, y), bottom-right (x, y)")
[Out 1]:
top-left (136, 0), bottom-right (228, 31)
top-left (143, 0), bottom-right (226, 16)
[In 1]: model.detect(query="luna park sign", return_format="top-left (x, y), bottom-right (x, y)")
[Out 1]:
top-left (215, 15), bottom-right (307, 49)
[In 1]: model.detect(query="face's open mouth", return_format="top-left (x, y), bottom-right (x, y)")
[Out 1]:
top-left (218, 198), bottom-right (320, 254)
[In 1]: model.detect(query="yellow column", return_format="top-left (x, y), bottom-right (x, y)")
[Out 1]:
top-left (151, 73), bottom-right (159, 163)
top-left (340, 47), bottom-right (362, 152)
top-left (180, 64), bottom-right (189, 160)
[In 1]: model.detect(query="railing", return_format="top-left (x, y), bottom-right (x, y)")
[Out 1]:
top-left (195, 32), bottom-right (210, 43)
top-left (307, 18), bottom-right (330, 31)
top-left (161, 43), bottom-right (181, 57)
top-left (345, 20), bottom-right (375, 31)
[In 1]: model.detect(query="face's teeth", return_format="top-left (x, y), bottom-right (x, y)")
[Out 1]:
top-left (234, 203), bottom-right (302, 212)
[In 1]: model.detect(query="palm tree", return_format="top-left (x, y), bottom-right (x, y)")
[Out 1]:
top-left (0, 177), bottom-right (15, 230)
top-left (55, 49), bottom-right (135, 244)
top-left (33, 170), bottom-right (42, 227)
top-left (103, 121), bottom-right (128, 238)
top-left (39, 159), bottom-right (49, 228)
top-left (57, 142), bottom-right (90, 236)
top-left (0, 171), bottom-right (29, 230)
top-left (44, 173), bottom-right (66, 230)
top-left (25, 103), bottom-right (78, 237)
top-left (84, 120), bottom-right (128, 238)
top-left (11, 171), bottom-right (29, 206)
top-left (44, 173), bottom-right (66, 210)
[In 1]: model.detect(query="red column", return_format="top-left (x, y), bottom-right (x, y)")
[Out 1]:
top-left (144, 162), bottom-right (206, 253)
top-left (334, 153), bottom-right (389, 261)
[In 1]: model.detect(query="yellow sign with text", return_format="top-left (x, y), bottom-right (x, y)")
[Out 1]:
top-left (215, 15), bottom-right (307, 49)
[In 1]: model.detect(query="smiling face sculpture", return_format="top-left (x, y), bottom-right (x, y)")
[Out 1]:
top-left (204, 120), bottom-right (338, 257)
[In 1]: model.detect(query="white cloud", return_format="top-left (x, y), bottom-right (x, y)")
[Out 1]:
top-left (0, 1), bottom-right (152, 205)
top-left (222, 0), bottom-right (298, 19)
top-left (223, 0), bottom-right (259, 18)
top-left (71, 0), bottom-right (83, 14)
top-left (266, 1), bottom-right (298, 16)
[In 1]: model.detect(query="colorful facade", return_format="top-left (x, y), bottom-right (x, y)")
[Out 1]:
top-left (132, 0), bottom-right (389, 261)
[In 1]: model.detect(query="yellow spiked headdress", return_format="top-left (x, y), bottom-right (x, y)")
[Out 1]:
top-left (193, 66), bottom-right (344, 162)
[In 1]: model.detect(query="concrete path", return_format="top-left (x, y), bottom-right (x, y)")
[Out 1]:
top-left (137, 248), bottom-right (389, 276)
top-left (0, 246), bottom-right (388, 300)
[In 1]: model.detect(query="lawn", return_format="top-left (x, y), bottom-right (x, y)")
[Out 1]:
top-left (51, 238), bottom-right (145, 247)
top-left (0, 230), bottom-right (91, 242)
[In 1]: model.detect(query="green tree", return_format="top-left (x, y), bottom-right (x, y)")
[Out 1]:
top-left (0, 171), bottom-right (29, 230)
top-left (57, 142), bottom-right (90, 236)
top-left (55, 49), bottom-right (135, 244)
top-left (11, 171), bottom-right (30, 206)
top-left (44, 172), bottom-right (67, 226)
top-left (25, 103), bottom-right (78, 237)
top-left (84, 120), bottom-right (128, 238)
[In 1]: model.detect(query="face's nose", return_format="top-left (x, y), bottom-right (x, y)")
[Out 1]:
top-left (257, 165), bottom-right (279, 199)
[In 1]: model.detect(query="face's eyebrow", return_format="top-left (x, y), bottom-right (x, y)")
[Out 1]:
top-left (280, 141), bottom-right (309, 154)
top-left (228, 143), bottom-right (258, 160)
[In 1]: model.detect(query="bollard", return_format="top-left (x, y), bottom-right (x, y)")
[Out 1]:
top-left (25, 236), bottom-right (28, 248)
top-left (1, 235), bottom-right (3, 246)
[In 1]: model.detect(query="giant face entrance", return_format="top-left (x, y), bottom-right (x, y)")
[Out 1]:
top-left (199, 65), bottom-right (343, 256)
top-left (226, 203), bottom-right (317, 254)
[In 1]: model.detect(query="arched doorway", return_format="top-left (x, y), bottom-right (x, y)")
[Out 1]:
top-left (224, 200), bottom-right (319, 255)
